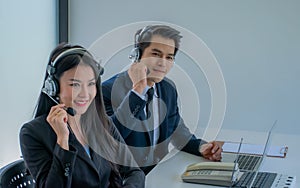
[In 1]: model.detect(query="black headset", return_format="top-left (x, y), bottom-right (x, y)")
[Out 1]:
top-left (128, 25), bottom-right (153, 63)
top-left (42, 47), bottom-right (104, 97)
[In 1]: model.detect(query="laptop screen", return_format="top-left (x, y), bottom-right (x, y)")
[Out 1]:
top-left (230, 137), bottom-right (244, 186)
top-left (247, 120), bottom-right (278, 187)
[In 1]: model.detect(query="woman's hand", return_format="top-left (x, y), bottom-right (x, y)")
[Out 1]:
top-left (47, 104), bottom-right (69, 150)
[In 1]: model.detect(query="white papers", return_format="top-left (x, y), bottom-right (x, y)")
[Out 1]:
top-left (222, 142), bottom-right (288, 158)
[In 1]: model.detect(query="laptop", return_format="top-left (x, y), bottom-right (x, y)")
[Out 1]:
top-left (222, 121), bottom-right (277, 172)
top-left (229, 120), bottom-right (296, 188)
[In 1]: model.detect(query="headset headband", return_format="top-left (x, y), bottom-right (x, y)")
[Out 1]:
top-left (48, 47), bottom-right (103, 75)
top-left (51, 47), bottom-right (90, 66)
top-left (135, 26), bottom-right (152, 47)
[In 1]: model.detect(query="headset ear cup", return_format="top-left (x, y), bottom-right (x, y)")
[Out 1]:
top-left (129, 47), bottom-right (140, 63)
top-left (43, 76), bottom-right (58, 96)
top-left (99, 66), bottom-right (104, 76)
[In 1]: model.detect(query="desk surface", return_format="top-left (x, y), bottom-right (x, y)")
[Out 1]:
top-left (145, 130), bottom-right (299, 188)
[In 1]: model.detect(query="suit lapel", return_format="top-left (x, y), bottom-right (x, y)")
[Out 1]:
top-left (156, 82), bottom-right (169, 144)
top-left (68, 134), bottom-right (99, 173)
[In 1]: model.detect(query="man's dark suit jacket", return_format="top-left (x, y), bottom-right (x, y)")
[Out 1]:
top-left (102, 71), bottom-right (206, 174)
top-left (19, 115), bottom-right (145, 188)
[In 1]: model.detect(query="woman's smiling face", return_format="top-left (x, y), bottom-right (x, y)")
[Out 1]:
top-left (59, 64), bottom-right (97, 115)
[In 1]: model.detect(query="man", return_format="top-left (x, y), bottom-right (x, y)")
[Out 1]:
top-left (102, 25), bottom-right (223, 175)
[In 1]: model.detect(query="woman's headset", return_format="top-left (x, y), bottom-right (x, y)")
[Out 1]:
top-left (42, 47), bottom-right (104, 97)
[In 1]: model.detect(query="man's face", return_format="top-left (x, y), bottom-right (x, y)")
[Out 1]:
top-left (140, 35), bottom-right (175, 85)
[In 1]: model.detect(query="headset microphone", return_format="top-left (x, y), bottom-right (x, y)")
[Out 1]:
top-left (42, 89), bottom-right (76, 116)
top-left (65, 107), bottom-right (76, 116)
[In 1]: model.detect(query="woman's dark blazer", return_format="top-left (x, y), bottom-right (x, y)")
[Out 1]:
top-left (19, 115), bottom-right (145, 188)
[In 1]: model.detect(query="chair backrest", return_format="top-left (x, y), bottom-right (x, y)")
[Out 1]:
top-left (0, 159), bottom-right (35, 188)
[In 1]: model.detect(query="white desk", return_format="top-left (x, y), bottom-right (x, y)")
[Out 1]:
top-left (145, 131), bottom-right (299, 187)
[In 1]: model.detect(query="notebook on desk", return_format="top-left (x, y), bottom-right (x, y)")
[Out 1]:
top-left (222, 141), bottom-right (288, 158)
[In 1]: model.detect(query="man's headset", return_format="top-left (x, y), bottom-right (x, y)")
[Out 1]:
top-left (42, 46), bottom-right (104, 116)
top-left (128, 25), bottom-right (153, 63)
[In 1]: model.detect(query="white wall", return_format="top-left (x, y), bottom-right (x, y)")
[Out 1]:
top-left (69, 0), bottom-right (300, 137)
top-left (0, 0), bottom-right (56, 167)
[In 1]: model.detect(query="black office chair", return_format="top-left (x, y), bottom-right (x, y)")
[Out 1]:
top-left (0, 159), bottom-right (35, 188)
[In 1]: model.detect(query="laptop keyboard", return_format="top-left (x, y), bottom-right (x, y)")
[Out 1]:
top-left (234, 172), bottom-right (277, 188)
top-left (236, 155), bottom-right (262, 171)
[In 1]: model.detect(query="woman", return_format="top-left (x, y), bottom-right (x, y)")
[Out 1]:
top-left (19, 43), bottom-right (145, 188)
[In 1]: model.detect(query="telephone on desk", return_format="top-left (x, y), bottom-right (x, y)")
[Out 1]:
top-left (181, 162), bottom-right (242, 187)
